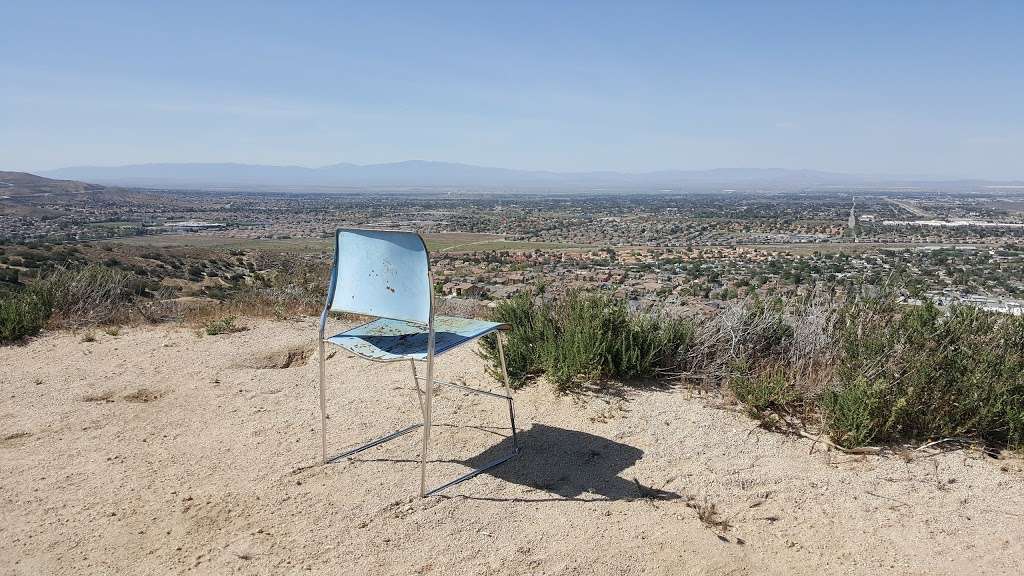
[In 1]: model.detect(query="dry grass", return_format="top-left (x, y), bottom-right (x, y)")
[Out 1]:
top-left (81, 390), bottom-right (116, 403)
top-left (683, 295), bottom-right (837, 398)
top-left (37, 264), bottom-right (140, 327)
top-left (122, 388), bottom-right (165, 403)
top-left (686, 496), bottom-right (733, 534)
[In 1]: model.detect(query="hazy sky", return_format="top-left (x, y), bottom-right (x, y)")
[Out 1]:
top-left (2, 1), bottom-right (1022, 178)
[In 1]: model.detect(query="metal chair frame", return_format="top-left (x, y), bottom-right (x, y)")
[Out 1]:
top-left (317, 228), bottom-right (518, 497)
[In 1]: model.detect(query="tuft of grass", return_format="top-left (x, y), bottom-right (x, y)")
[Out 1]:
top-left (204, 316), bottom-right (245, 336)
top-left (686, 496), bottom-right (732, 533)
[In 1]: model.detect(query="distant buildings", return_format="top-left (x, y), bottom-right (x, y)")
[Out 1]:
top-left (163, 221), bottom-right (225, 229)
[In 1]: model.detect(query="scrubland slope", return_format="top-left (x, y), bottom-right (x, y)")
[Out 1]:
top-left (1, 319), bottom-right (1022, 575)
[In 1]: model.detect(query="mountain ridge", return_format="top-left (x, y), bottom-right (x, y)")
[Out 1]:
top-left (37, 161), bottom-right (1024, 191)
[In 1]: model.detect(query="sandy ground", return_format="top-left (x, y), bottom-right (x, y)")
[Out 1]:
top-left (2, 318), bottom-right (1023, 575)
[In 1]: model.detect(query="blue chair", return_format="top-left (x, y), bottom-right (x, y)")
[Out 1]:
top-left (318, 228), bottom-right (518, 497)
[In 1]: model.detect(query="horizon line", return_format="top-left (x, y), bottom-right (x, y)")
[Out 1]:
top-left (32, 160), bottom-right (1021, 182)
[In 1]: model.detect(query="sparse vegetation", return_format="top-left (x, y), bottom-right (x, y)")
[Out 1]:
top-left (82, 390), bottom-right (116, 403)
top-left (485, 290), bottom-right (1024, 451)
top-left (2, 223), bottom-right (1023, 454)
top-left (826, 298), bottom-right (1024, 449)
top-left (0, 249), bottom-right (327, 343)
top-left (122, 388), bottom-right (165, 403)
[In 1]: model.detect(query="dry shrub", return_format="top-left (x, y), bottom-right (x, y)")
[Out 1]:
top-left (34, 264), bottom-right (141, 327)
top-left (684, 296), bottom-right (837, 398)
top-left (687, 496), bottom-right (732, 533)
top-left (2, 264), bottom-right (145, 342)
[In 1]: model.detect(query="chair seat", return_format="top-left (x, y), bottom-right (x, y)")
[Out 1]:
top-left (326, 315), bottom-right (505, 361)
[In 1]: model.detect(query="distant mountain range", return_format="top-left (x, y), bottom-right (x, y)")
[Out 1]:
top-left (36, 161), bottom-right (1024, 192)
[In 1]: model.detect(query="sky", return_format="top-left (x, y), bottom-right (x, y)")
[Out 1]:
top-left (2, 0), bottom-right (1023, 179)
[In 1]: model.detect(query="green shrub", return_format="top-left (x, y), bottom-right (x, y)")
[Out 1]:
top-left (828, 298), bottom-right (1024, 448)
top-left (821, 376), bottom-right (883, 448)
top-left (482, 291), bottom-right (692, 391)
top-left (480, 293), bottom-right (555, 387)
top-left (486, 290), bottom-right (1024, 451)
top-left (728, 364), bottom-right (800, 417)
top-left (204, 316), bottom-right (244, 335)
top-left (0, 290), bottom-right (50, 343)
top-left (543, 293), bottom-right (617, 387)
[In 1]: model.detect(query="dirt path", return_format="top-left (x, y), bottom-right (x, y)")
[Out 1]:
top-left (439, 238), bottom-right (508, 252)
top-left (2, 319), bottom-right (1022, 575)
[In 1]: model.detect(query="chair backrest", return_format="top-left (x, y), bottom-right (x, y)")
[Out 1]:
top-left (327, 228), bottom-right (433, 325)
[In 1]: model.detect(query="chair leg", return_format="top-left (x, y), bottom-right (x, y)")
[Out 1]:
top-left (318, 337), bottom-right (328, 464)
top-left (496, 333), bottom-right (519, 451)
top-left (409, 359), bottom-right (424, 414)
top-left (420, 348), bottom-right (436, 497)
top-left (417, 333), bottom-right (519, 497)
top-left (323, 331), bottom-right (515, 497)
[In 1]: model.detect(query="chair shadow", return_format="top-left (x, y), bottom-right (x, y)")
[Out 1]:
top-left (457, 423), bottom-right (681, 502)
top-left (344, 424), bottom-right (681, 502)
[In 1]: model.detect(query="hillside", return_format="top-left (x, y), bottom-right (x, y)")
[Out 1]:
top-left (0, 171), bottom-right (105, 198)
top-left (2, 319), bottom-right (1022, 575)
